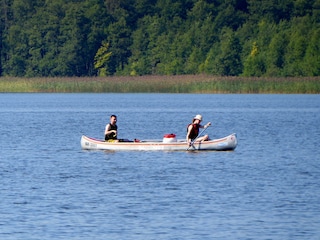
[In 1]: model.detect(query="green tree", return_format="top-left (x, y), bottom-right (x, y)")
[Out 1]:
top-left (265, 31), bottom-right (288, 76)
top-left (312, 0), bottom-right (320, 22)
top-left (94, 42), bottom-right (112, 76)
top-left (0, 0), bottom-right (12, 75)
top-left (214, 0), bottom-right (247, 30)
top-left (211, 28), bottom-right (242, 76)
top-left (247, 0), bottom-right (293, 23)
top-left (2, 0), bottom-right (40, 76)
top-left (293, 0), bottom-right (315, 17)
top-left (243, 41), bottom-right (266, 76)
top-left (123, 15), bottom-right (160, 75)
top-left (304, 28), bottom-right (320, 76)
top-left (201, 41), bottom-right (219, 74)
top-left (106, 14), bottom-right (132, 74)
top-left (156, 0), bottom-right (193, 20)
top-left (282, 17), bottom-right (310, 76)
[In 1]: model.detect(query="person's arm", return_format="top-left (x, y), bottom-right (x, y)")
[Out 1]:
top-left (201, 122), bottom-right (211, 129)
top-left (186, 125), bottom-right (193, 146)
top-left (104, 124), bottom-right (110, 136)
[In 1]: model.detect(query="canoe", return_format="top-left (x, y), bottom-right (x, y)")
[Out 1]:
top-left (80, 133), bottom-right (237, 151)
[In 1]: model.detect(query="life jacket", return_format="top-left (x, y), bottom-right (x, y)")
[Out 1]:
top-left (187, 123), bottom-right (199, 140)
top-left (105, 123), bottom-right (118, 140)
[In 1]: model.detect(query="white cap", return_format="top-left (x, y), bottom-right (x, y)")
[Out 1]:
top-left (194, 114), bottom-right (202, 121)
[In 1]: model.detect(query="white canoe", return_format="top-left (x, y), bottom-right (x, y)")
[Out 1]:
top-left (81, 133), bottom-right (237, 151)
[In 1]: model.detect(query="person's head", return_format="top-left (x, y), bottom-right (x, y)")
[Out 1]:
top-left (110, 114), bottom-right (117, 124)
top-left (193, 114), bottom-right (202, 123)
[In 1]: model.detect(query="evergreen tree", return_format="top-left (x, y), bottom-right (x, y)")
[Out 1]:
top-left (304, 28), bottom-right (320, 76)
top-left (283, 17), bottom-right (310, 76)
top-left (211, 28), bottom-right (242, 76)
top-left (243, 41), bottom-right (266, 76)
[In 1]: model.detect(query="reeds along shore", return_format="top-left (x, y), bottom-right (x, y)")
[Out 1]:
top-left (0, 75), bottom-right (319, 93)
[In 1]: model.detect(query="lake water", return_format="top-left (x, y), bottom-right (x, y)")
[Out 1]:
top-left (1, 93), bottom-right (319, 239)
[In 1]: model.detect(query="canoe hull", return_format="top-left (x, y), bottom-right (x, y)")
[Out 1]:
top-left (81, 133), bottom-right (237, 151)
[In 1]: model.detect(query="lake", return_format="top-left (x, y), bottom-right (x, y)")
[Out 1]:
top-left (1, 93), bottom-right (319, 239)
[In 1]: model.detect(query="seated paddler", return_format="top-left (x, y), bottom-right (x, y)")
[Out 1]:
top-left (105, 114), bottom-right (119, 142)
top-left (186, 114), bottom-right (211, 146)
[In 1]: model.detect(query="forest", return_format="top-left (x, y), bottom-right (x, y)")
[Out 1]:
top-left (0, 0), bottom-right (319, 77)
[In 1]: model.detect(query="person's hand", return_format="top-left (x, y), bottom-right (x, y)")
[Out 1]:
top-left (205, 122), bottom-right (211, 128)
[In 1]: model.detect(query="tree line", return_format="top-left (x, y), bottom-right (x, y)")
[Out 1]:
top-left (0, 0), bottom-right (319, 77)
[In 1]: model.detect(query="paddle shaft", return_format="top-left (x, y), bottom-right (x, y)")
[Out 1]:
top-left (187, 125), bottom-right (210, 150)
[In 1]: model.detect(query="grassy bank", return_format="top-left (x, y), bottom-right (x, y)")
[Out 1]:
top-left (0, 75), bottom-right (319, 93)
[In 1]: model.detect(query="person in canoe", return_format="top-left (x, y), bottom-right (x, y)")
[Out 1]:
top-left (186, 114), bottom-right (211, 146)
top-left (105, 114), bottom-right (119, 142)
top-left (104, 114), bottom-right (135, 142)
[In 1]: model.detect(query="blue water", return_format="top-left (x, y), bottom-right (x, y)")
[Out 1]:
top-left (1, 93), bottom-right (320, 239)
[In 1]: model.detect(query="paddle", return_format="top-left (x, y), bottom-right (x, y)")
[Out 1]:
top-left (187, 125), bottom-right (210, 150)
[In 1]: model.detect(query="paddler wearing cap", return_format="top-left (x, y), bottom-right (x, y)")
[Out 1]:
top-left (186, 114), bottom-right (211, 147)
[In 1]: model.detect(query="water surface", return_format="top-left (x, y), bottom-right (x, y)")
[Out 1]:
top-left (1, 93), bottom-right (319, 239)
